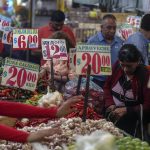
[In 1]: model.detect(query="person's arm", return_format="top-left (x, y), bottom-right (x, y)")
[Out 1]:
top-left (0, 95), bottom-right (83, 118)
top-left (0, 124), bottom-right (61, 143)
top-left (0, 101), bottom-right (57, 118)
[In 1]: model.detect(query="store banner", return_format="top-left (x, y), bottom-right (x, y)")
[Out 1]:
top-left (41, 39), bottom-right (67, 60)
top-left (76, 44), bottom-right (111, 75)
top-left (2, 26), bottom-right (13, 45)
top-left (1, 58), bottom-right (39, 91)
top-left (13, 29), bottom-right (38, 50)
top-left (69, 48), bottom-right (76, 70)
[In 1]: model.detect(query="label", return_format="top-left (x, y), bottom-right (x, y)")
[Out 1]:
top-left (1, 58), bottom-right (39, 91)
top-left (0, 15), bottom-right (11, 31)
top-left (42, 39), bottom-right (67, 60)
top-left (76, 44), bottom-right (112, 75)
top-left (13, 29), bottom-right (38, 49)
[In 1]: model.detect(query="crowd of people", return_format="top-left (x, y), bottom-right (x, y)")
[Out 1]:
top-left (0, 9), bottom-right (150, 143)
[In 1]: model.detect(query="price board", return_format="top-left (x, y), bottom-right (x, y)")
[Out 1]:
top-left (69, 48), bottom-right (76, 70)
top-left (0, 15), bottom-right (11, 31)
top-left (2, 26), bottom-right (13, 45)
top-left (118, 23), bottom-right (134, 40)
top-left (1, 58), bottom-right (39, 91)
top-left (42, 39), bottom-right (67, 60)
top-left (13, 29), bottom-right (38, 49)
top-left (76, 44), bottom-right (111, 75)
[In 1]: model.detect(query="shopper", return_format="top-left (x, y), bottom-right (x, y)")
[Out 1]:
top-left (87, 14), bottom-right (123, 88)
top-left (0, 95), bottom-right (83, 143)
top-left (104, 44), bottom-right (150, 136)
top-left (125, 13), bottom-right (150, 65)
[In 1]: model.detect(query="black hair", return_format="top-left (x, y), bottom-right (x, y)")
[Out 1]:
top-left (118, 44), bottom-right (144, 63)
top-left (141, 13), bottom-right (150, 31)
top-left (50, 10), bottom-right (65, 22)
top-left (102, 14), bottom-right (116, 21)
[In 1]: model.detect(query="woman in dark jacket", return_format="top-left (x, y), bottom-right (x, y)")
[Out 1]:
top-left (104, 44), bottom-right (150, 136)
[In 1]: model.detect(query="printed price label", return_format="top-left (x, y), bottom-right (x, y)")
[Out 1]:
top-left (69, 48), bottom-right (76, 70)
top-left (42, 39), bottom-right (67, 60)
top-left (76, 44), bottom-right (112, 75)
top-left (0, 15), bottom-right (11, 31)
top-left (2, 26), bottom-right (13, 45)
top-left (13, 29), bottom-right (38, 49)
top-left (1, 58), bottom-right (39, 91)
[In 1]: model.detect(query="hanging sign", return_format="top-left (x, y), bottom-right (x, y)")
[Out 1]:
top-left (1, 58), bottom-right (39, 91)
top-left (42, 39), bottom-right (67, 60)
top-left (127, 16), bottom-right (141, 28)
top-left (13, 29), bottom-right (38, 49)
top-left (69, 48), bottom-right (76, 70)
top-left (76, 44), bottom-right (111, 75)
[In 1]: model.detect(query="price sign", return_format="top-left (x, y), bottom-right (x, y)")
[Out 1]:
top-left (42, 39), bottom-right (67, 60)
top-left (76, 44), bottom-right (111, 75)
top-left (118, 23), bottom-right (134, 40)
top-left (127, 16), bottom-right (141, 28)
top-left (0, 15), bottom-right (11, 31)
top-left (2, 26), bottom-right (13, 45)
top-left (13, 29), bottom-right (38, 49)
top-left (1, 58), bottom-right (39, 91)
top-left (69, 48), bottom-right (76, 70)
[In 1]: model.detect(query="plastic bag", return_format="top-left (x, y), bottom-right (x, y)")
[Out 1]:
top-left (64, 77), bottom-right (104, 114)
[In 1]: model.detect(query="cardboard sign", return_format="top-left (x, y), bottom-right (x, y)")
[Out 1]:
top-left (42, 39), bottom-right (67, 60)
top-left (127, 16), bottom-right (141, 28)
top-left (13, 29), bottom-right (38, 49)
top-left (1, 58), bottom-right (39, 91)
top-left (0, 15), bottom-right (11, 31)
top-left (118, 23), bottom-right (134, 40)
top-left (76, 44), bottom-right (111, 75)
top-left (2, 26), bottom-right (13, 45)
top-left (69, 48), bottom-right (76, 70)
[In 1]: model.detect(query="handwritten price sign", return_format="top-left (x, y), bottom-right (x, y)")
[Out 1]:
top-left (69, 48), bottom-right (76, 70)
top-left (127, 16), bottom-right (141, 28)
top-left (13, 29), bottom-right (38, 49)
top-left (76, 44), bottom-right (112, 75)
top-left (0, 15), bottom-right (11, 31)
top-left (1, 58), bottom-right (39, 91)
top-left (2, 26), bottom-right (13, 45)
top-left (42, 39), bottom-right (67, 60)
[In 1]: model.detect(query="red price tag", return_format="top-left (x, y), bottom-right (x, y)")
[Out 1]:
top-left (1, 58), bottom-right (39, 91)
top-left (42, 39), bottom-right (67, 60)
top-left (13, 29), bottom-right (38, 49)
top-left (76, 44), bottom-right (112, 75)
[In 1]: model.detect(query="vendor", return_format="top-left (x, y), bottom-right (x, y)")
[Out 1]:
top-left (0, 95), bottom-right (83, 143)
top-left (104, 44), bottom-right (150, 136)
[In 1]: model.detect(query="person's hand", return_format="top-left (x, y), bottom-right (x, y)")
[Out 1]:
top-left (106, 105), bottom-right (116, 113)
top-left (27, 127), bottom-right (61, 142)
top-left (112, 107), bottom-right (127, 120)
top-left (56, 95), bottom-right (83, 118)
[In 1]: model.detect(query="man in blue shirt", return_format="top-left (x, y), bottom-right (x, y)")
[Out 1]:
top-left (125, 14), bottom-right (150, 65)
top-left (87, 14), bottom-right (123, 88)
